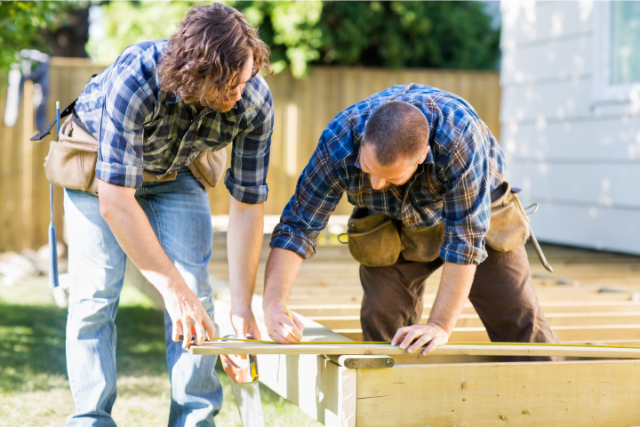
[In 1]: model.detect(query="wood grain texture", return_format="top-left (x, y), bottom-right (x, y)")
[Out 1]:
top-left (356, 360), bottom-right (640, 427)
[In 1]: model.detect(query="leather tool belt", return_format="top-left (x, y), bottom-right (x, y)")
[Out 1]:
top-left (341, 182), bottom-right (550, 269)
top-left (36, 110), bottom-right (226, 195)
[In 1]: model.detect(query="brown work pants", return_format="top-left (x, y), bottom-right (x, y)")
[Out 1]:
top-left (360, 245), bottom-right (562, 361)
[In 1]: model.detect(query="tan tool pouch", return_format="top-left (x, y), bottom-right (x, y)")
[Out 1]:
top-left (44, 117), bottom-right (228, 193)
top-left (400, 222), bottom-right (445, 262)
top-left (44, 117), bottom-right (99, 194)
top-left (345, 208), bottom-right (402, 267)
top-left (187, 149), bottom-right (227, 190)
top-left (485, 181), bottom-right (530, 252)
top-left (342, 181), bottom-right (533, 266)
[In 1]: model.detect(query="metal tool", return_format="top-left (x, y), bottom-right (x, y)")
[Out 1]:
top-left (48, 101), bottom-right (60, 288)
top-left (511, 190), bottom-right (553, 273)
top-left (220, 334), bottom-right (265, 427)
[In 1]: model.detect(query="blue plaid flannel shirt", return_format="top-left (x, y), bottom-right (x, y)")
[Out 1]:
top-left (271, 84), bottom-right (506, 265)
top-left (75, 40), bottom-right (274, 204)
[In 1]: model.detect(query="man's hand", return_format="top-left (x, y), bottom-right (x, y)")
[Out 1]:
top-left (163, 283), bottom-right (216, 349)
top-left (230, 305), bottom-right (262, 340)
top-left (391, 322), bottom-right (450, 356)
top-left (263, 305), bottom-right (304, 343)
top-left (391, 262), bottom-right (476, 356)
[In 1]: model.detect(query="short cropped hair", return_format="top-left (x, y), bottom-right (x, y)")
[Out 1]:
top-left (158, 3), bottom-right (272, 107)
top-left (363, 101), bottom-right (429, 165)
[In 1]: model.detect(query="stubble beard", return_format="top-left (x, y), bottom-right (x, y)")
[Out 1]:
top-left (207, 98), bottom-right (236, 113)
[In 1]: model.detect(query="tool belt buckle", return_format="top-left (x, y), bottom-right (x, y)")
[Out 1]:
top-left (220, 334), bottom-right (259, 384)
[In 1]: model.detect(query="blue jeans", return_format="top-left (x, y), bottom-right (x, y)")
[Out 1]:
top-left (64, 168), bottom-right (222, 426)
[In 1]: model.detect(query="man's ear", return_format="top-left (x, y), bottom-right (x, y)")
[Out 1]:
top-left (418, 143), bottom-right (430, 164)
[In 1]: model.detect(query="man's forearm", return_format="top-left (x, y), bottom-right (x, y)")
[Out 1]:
top-left (227, 198), bottom-right (264, 310)
top-left (98, 178), bottom-right (215, 346)
top-left (98, 179), bottom-right (183, 295)
top-left (428, 261), bottom-right (477, 333)
top-left (263, 247), bottom-right (303, 310)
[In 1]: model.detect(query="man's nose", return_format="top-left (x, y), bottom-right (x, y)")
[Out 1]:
top-left (234, 88), bottom-right (243, 101)
top-left (370, 175), bottom-right (386, 190)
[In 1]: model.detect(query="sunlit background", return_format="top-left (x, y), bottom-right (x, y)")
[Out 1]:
top-left (2, 1), bottom-right (640, 426)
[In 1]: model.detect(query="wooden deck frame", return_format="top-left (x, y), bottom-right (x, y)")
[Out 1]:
top-left (126, 257), bottom-right (640, 426)
top-left (210, 288), bottom-right (640, 427)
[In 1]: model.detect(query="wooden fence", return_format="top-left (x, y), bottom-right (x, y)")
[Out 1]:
top-left (0, 58), bottom-right (500, 252)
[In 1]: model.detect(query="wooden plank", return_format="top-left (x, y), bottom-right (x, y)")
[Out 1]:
top-left (290, 300), bottom-right (640, 317)
top-left (336, 324), bottom-right (640, 344)
top-left (191, 341), bottom-right (640, 360)
top-left (356, 360), bottom-right (640, 427)
top-left (312, 312), bottom-right (640, 330)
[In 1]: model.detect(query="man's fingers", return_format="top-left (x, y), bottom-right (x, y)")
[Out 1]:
top-left (173, 321), bottom-right (183, 342)
top-left (400, 329), bottom-right (422, 350)
top-left (282, 315), bottom-right (303, 342)
top-left (268, 327), bottom-right (290, 344)
top-left (182, 318), bottom-right (193, 349)
top-left (248, 324), bottom-right (262, 341)
top-left (407, 333), bottom-right (433, 354)
top-left (275, 323), bottom-right (299, 343)
top-left (194, 320), bottom-right (206, 345)
top-left (203, 316), bottom-right (217, 341)
top-left (291, 313), bottom-right (305, 333)
top-left (391, 327), bottom-right (409, 346)
top-left (287, 321), bottom-right (303, 342)
top-left (422, 337), bottom-right (444, 356)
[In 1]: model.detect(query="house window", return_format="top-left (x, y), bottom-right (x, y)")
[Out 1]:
top-left (593, 1), bottom-right (640, 103)
top-left (611, 2), bottom-right (640, 85)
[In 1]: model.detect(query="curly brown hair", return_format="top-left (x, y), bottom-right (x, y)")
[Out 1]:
top-left (157, 3), bottom-right (272, 108)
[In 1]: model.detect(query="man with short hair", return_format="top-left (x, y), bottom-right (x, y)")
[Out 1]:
top-left (262, 84), bottom-right (560, 359)
top-left (65, 4), bottom-right (272, 425)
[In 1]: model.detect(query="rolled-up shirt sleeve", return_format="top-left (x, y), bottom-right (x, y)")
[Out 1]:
top-left (225, 90), bottom-right (274, 204)
top-left (438, 119), bottom-right (492, 265)
top-left (95, 65), bottom-right (154, 189)
top-left (270, 132), bottom-right (347, 259)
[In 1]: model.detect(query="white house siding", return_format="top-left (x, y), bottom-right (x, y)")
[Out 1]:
top-left (500, 1), bottom-right (640, 254)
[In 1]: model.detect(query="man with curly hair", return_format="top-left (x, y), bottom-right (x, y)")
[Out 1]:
top-left (64, 4), bottom-right (272, 425)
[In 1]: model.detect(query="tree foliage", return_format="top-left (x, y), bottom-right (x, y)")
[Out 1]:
top-left (87, 1), bottom-right (499, 77)
top-left (0, 1), bottom-right (74, 75)
top-left (319, 2), bottom-right (500, 70)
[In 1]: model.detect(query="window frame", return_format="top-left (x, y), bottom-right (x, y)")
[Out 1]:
top-left (593, 0), bottom-right (640, 104)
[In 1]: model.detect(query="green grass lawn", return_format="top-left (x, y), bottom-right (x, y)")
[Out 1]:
top-left (0, 274), bottom-right (321, 427)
